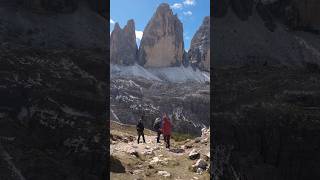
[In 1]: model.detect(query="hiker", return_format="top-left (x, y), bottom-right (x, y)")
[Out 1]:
top-left (153, 117), bottom-right (162, 143)
top-left (136, 115), bottom-right (146, 144)
top-left (161, 113), bottom-right (172, 149)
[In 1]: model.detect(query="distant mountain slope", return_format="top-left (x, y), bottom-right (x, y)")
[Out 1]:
top-left (213, 10), bottom-right (320, 66)
top-left (111, 64), bottom-right (210, 83)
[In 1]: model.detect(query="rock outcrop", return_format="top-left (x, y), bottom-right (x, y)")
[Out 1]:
top-left (188, 16), bottom-right (210, 71)
top-left (138, 3), bottom-right (184, 68)
top-left (0, 49), bottom-right (107, 180)
top-left (110, 20), bottom-right (138, 65)
top-left (213, 0), bottom-right (320, 66)
top-left (213, 0), bottom-right (320, 30)
top-left (0, 0), bottom-right (108, 50)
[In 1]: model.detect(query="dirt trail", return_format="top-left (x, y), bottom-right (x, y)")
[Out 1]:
top-left (110, 121), bottom-right (210, 180)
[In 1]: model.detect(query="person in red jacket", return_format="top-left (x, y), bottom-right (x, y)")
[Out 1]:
top-left (161, 113), bottom-right (172, 149)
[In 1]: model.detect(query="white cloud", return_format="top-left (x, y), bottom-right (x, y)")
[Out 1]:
top-left (183, 0), bottom-right (196, 6)
top-left (135, 31), bottom-right (143, 46)
top-left (171, 3), bottom-right (183, 9)
top-left (183, 11), bottom-right (192, 16)
top-left (110, 19), bottom-right (115, 24)
top-left (135, 30), bottom-right (143, 40)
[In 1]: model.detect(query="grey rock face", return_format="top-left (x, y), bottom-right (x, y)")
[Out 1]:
top-left (138, 3), bottom-right (184, 67)
top-left (110, 20), bottom-right (138, 65)
top-left (0, 1), bottom-right (108, 50)
top-left (23, 0), bottom-right (78, 13)
top-left (0, 48), bottom-right (107, 180)
top-left (188, 16), bottom-right (210, 71)
top-left (213, 0), bottom-right (320, 30)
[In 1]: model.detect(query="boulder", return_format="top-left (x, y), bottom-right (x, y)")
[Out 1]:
top-left (196, 167), bottom-right (204, 174)
top-left (194, 159), bottom-right (208, 170)
top-left (128, 148), bottom-right (139, 157)
top-left (189, 149), bottom-right (200, 160)
top-left (138, 3), bottom-right (184, 67)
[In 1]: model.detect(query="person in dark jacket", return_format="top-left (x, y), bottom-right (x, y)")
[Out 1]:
top-left (153, 117), bottom-right (162, 143)
top-left (136, 115), bottom-right (146, 144)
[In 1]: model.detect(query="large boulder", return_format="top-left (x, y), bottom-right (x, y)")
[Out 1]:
top-left (110, 20), bottom-right (138, 65)
top-left (188, 16), bottom-right (210, 71)
top-left (138, 3), bottom-right (184, 67)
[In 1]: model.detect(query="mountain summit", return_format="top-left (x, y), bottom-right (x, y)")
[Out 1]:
top-left (138, 3), bottom-right (184, 68)
top-left (110, 19), bottom-right (138, 65)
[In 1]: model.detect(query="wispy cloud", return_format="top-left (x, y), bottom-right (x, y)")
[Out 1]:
top-left (170, 3), bottom-right (183, 9)
top-left (183, 0), bottom-right (196, 6)
top-left (135, 30), bottom-right (143, 40)
top-left (183, 11), bottom-right (192, 16)
top-left (110, 19), bottom-right (115, 24)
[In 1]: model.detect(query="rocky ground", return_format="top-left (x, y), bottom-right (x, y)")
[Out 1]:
top-left (213, 65), bottom-right (320, 180)
top-left (110, 121), bottom-right (210, 180)
top-left (0, 48), bottom-right (107, 180)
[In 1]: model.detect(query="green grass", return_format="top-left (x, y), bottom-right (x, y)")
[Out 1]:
top-left (171, 132), bottom-right (197, 142)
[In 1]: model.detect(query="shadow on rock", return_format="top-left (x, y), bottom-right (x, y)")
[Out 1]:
top-left (110, 156), bottom-right (125, 173)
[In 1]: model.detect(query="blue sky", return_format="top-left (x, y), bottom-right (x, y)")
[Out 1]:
top-left (110, 0), bottom-right (210, 51)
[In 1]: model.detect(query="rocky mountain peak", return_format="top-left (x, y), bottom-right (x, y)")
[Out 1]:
top-left (113, 22), bottom-right (121, 33)
top-left (125, 19), bottom-right (135, 31)
top-left (157, 3), bottom-right (171, 12)
top-left (110, 20), bottom-right (138, 65)
top-left (138, 3), bottom-right (184, 67)
top-left (188, 16), bottom-right (210, 71)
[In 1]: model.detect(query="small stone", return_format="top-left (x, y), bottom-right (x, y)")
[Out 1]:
top-left (150, 157), bottom-right (161, 165)
top-left (133, 169), bottom-right (144, 175)
top-left (194, 137), bottom-right (201, 143)
top-left (194, 159), bottom-right (207, 170)
top-left (142, 150), bottom-right (154, 156)
top-left (200, 138), bottom-right (208, 144)
top-left (189, 149), bottom-right (200, 160)
top-left (123, 137), bottom-right (129, 143)
top-left (128, 149), bottom-right (139, 157)
top-left (204, 152), bottom-right (210, 161)
top-left (169, 148), bottom-right (185, 153)
top-left (196, 167), bottom-right (204, 174)
top-left (157, 170), bottom-right (171, 177)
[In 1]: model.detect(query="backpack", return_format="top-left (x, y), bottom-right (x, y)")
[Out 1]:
top-left (137, 121), bottom-right (144, 132)
top-left (153, 118), bottom-right (161, 130)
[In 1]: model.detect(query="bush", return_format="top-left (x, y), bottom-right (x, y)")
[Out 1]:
top-left (171, 132), bottom-right (196, 142)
